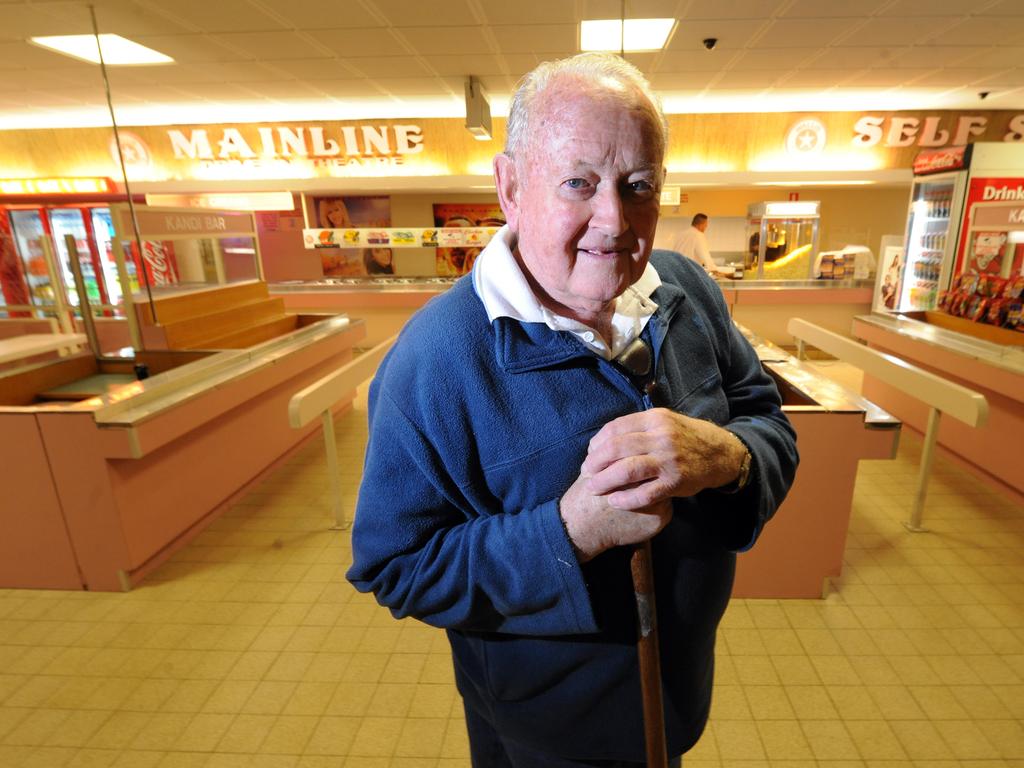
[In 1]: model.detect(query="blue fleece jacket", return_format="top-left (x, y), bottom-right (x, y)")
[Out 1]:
top-left (347, 250), bottom-right (798, 761)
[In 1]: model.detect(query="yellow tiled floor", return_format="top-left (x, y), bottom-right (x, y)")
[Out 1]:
top-left (1, 379), bottom-right (1022, 768)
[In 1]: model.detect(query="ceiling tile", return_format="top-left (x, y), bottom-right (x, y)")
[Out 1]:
top-left (132, 34), bottom-right (252, 63)
top-left (373, 77), bottom-right (454, 96)
top-left (778, 69), bottom-right (857, 88)
top-left (306, 27), bottom-right (409, 57)
top-left (394, 26), bottom-right (496, 56)
top-left (798, 47), bottom-right (896, 69)
top-left (309, 79), bottom-right (389, 98)
top-left (497, 53), bottom-right (543, 74)
top-left (956, 47), bottom-right (1024, 69)
top-left (885, 46), bottom-right (987, 68)
top-left (730, 48), bottom-right (821, 69)
top-left (713, 70), bottom-right (787, 88)
top-left (258, 58), bottom-right (362, 80)
top-left (476, 74), bottom-right (515, 93)
top-left (580, 0), bottom-right (681, 18)
top-left (968, 70), bottom-right (1024, 88)
top-left (479, 0), bottom-right (576, 25)
top-left (140, 0), bottom-right (289, 33)
top-left (345, 56), bottom-right (433, 78)
top-left (649, 72), bottom-right (719, 90)
top-left (879, 0), bottom-right (1000, 15)
top-left (81, 2), bottom-right (196, 36)
top-left (929, 17), bottom-right (1024, 46)
top-left (16, 90), bottom-right (87, 106)
top-left (779, 0), bottom-right (889, 17)
top-left (657, 50), bottom-right (733, 73)
top-left (754, 18), bottom-right (858, 48)
top-left (682, 0), bottom-right (788, 20)
top-left (109, 84), bottom-right (199, 102)
top-left (842, 68), bottom-right (934, 86)
top-left (365, 0), bottom-right (478, 27)
top-left (420, 54), bottom-right (504, 77)
top-left (911, 68), bottom-right (1016, 86)
top-left (0, 4), bottom-right (89, 39)
top-left (490, 24), bottom-right (576, 54)
top-left (257, 0), bottom-right (385, 29)
top-left (843, 16), bottom-right (959, 47)
top-left (171, 83), bottom-right (265, 100)
top-left (977, 0), bottom-right (1024, 14)
top-left (243, 80), bottom-right (332, 99)
top-left (667, 19), bottom-right (766, 51)
top-left (210, 31), bottom-right (332, 59)
top-left (0, 40), bottom-right (95, 68)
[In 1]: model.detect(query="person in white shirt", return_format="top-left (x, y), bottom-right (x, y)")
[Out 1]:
top-left (673, 213), bottom-right (720, 272)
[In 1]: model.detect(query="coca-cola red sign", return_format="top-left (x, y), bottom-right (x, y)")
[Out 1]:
top-left (913, 146), bottom-right (971, 175)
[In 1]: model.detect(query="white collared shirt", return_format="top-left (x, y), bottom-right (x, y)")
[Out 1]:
top-left (472, 226), bottom-right (661, 360)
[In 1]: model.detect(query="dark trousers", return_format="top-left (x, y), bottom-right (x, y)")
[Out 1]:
top-left (464, 702), bottom-right (683, 768)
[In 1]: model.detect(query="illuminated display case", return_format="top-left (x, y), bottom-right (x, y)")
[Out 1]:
top-left (745, 201), bottom-right (821, 280)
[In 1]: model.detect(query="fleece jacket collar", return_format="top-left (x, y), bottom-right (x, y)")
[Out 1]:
top-left (493, 275), bottom-right (688, 374)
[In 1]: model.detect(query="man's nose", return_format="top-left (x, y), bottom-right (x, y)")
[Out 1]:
top-left (589, 185), bottom-right (628, 235)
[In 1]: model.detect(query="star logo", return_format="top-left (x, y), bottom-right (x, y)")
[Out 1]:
top-left (786, 119), bottom-right (827, 155)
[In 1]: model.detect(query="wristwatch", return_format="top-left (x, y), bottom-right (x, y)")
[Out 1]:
top-left (717, 437), bottom-right (752, 494)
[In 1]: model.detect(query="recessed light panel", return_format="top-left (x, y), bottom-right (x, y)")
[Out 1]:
top-left (29, 35), bottom-right (174, 66)
top-left (580, 19), bottom-right (675, 52)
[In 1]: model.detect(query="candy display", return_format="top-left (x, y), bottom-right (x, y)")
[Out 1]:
top-left (940, 268), bottom-right (1024, 331)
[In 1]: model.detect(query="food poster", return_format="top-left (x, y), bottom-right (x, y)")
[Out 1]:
top-left (312, 195), bottom-right (393, 277)
top-left (433, 203), bottom-right (505, 276)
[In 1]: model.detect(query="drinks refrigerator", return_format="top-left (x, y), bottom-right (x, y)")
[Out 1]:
top-left (877, 143), bottom-right (1024, 313)
top-left (2, 205), bottom-right (139, 318)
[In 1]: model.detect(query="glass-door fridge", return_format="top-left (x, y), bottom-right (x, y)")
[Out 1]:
top-left (877, 143), bottom-right (1024, 314)
top-left (886, 148), bottom-right (970, 313)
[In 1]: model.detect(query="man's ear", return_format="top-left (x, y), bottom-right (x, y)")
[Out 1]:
top-left (494, 153), bottom-right (520, 232)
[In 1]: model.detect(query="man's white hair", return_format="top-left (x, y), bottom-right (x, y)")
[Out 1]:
top-left (504, 52), bottom-right (668, 162)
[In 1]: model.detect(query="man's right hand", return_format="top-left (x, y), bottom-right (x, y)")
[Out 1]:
top-left (559, 472), bottom-right (672, 562)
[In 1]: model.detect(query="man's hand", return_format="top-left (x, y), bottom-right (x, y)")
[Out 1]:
top-left (559, 473), bottom-right (672, 563)
top-left (581, 408), bottom-right (747, 508)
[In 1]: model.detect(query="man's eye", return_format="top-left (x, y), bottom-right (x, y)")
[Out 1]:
top-left (564, 178), bottom-right (589, 190)
top-left (629, 180), bottom-right (654, 194)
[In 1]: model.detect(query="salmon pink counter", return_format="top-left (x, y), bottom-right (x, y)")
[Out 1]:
top-left (0, 315), bottom-right (365, 591)
top-left (721, 279), bottom-right (875, 347)
top-left (733, 326), bottom-right (900, 598)
top-left (853, 312), bottom-right (1024, 501)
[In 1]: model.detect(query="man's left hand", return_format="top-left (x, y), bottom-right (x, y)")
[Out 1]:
top-left (581, 408), bottom-right (747, 507)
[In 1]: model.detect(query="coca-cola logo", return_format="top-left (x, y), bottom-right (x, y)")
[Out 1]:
top-left (913, 147), bottom-right (967, 175)
top-left (142, 241), bottom-right (174, 285)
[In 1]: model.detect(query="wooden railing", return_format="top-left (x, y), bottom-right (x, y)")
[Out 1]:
top-left (788, 318), bottom-right (988, 531)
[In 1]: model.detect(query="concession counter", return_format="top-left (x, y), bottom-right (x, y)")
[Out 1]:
top-left (0, 314), bottom-right (364, 591)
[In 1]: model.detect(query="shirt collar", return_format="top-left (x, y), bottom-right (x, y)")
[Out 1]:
top-left (472, 225), bottom-right (661, 358)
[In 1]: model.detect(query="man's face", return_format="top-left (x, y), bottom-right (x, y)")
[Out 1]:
top-left (495, 85), bottom-right (663, 322)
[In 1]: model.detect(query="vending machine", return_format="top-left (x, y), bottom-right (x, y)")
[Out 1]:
top-left (877, 143), bottom-right (1024, 314)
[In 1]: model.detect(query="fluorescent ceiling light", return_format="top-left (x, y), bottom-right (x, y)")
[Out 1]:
top-left (580, 19), bottom-right (675, 52)
top-left (29, 34), bottom-right (174, 65)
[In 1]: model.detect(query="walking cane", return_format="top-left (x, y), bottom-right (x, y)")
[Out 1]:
top-left (631, 539), bottom-right (669, 767)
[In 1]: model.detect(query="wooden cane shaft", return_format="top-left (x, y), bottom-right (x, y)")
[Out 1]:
top-left (631, 540), bottom-right (669, 768)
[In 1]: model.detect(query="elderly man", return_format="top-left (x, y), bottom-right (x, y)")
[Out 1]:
top-left (348, 53), bottom-right (798, 767)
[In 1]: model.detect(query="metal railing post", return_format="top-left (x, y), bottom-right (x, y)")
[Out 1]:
top-left (321, 408), bottom-right (346, 530)
top-left (904, 406), bottom-right (941, 533)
